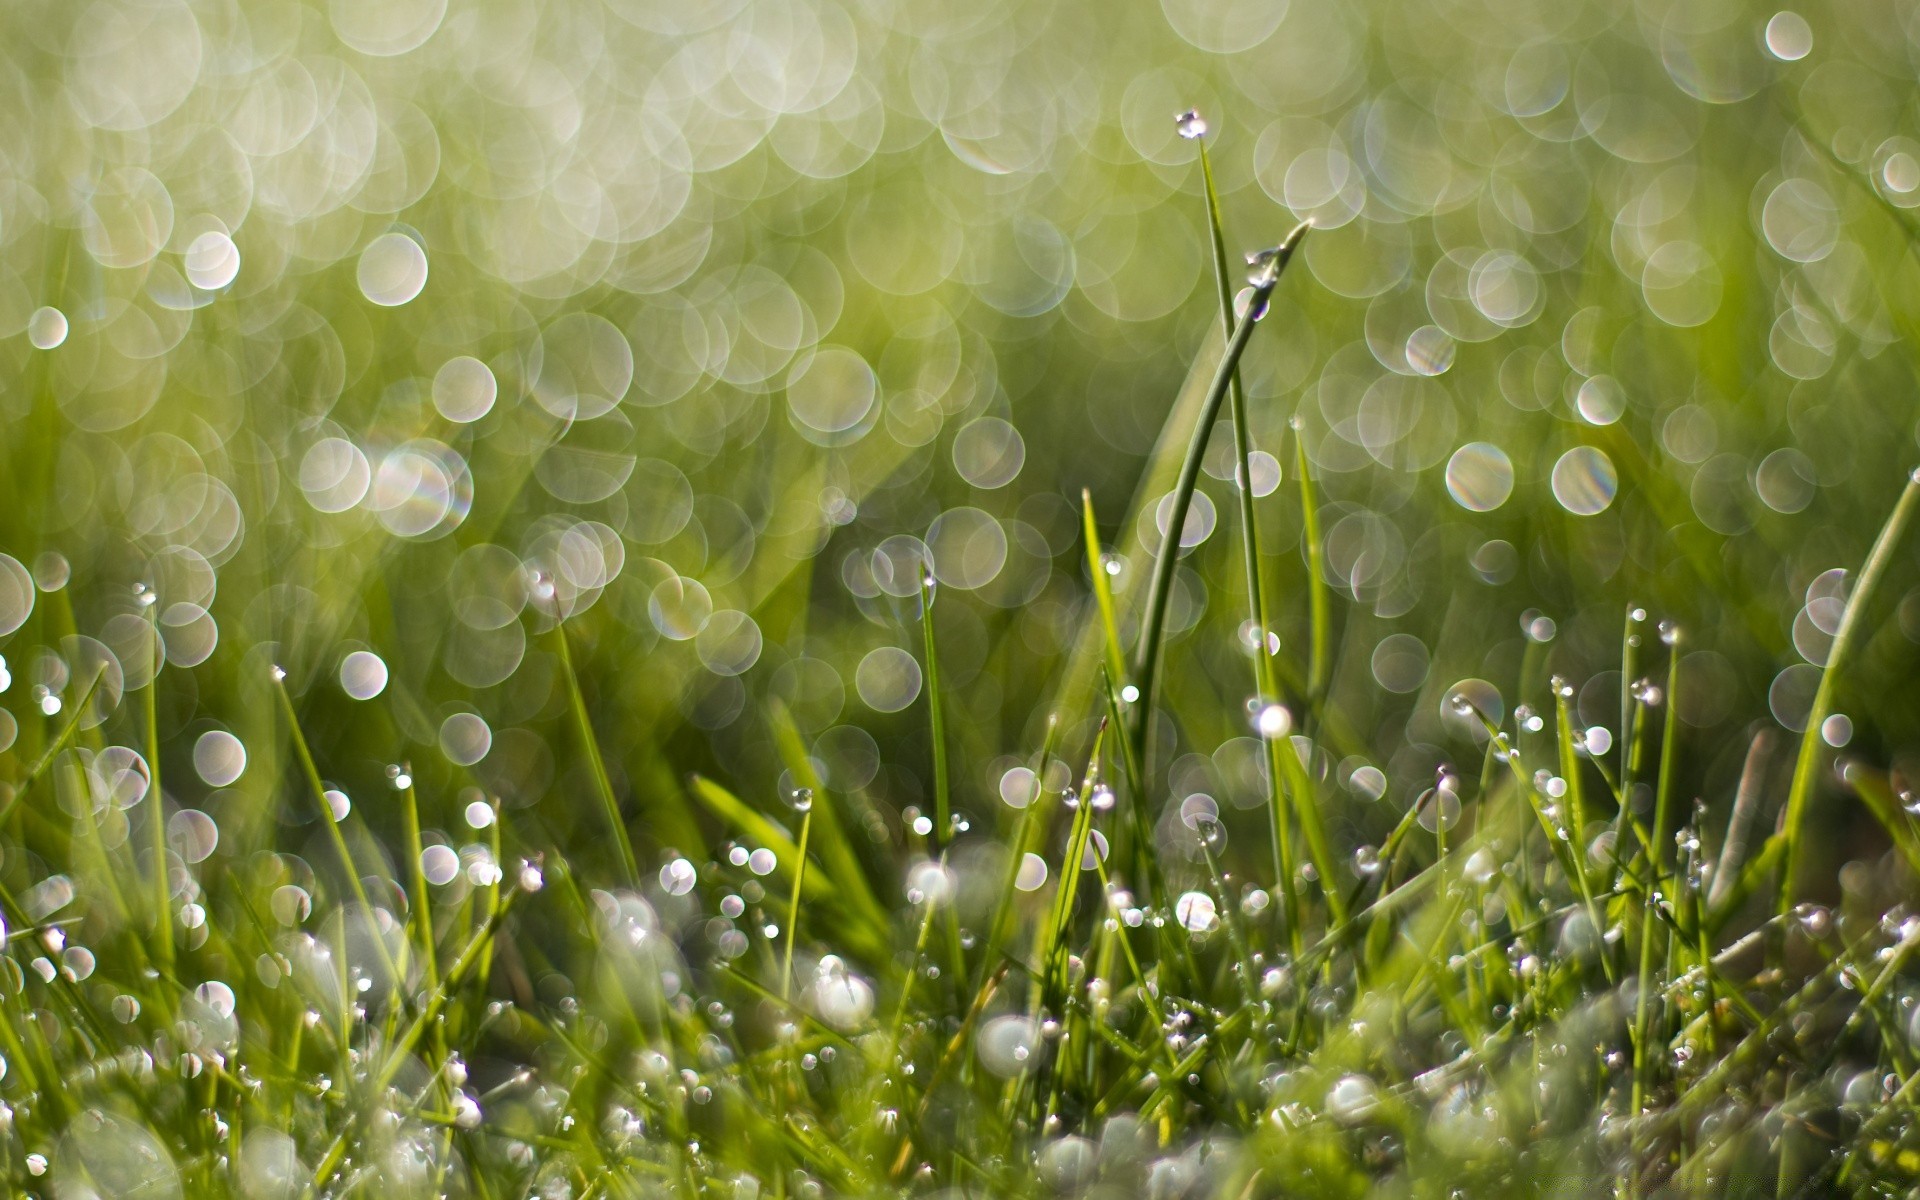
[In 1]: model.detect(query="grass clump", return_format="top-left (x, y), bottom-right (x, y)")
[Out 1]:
top-left (10, 11), bottom-right (1920, 1198)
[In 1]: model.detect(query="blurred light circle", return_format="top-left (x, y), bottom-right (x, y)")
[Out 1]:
top-left (1160, 0), bottom-right (1286, 53)
top-left (330, 0), bottom-right (447, 55)
top-left (1370, 634), bottom-right (1430, 693)
top-left (448, 545), bottom-right (529, 630)
top-left (439, 713), bottom-right (493, 766)
top-left (1441, 678), bottom-right (1504, 736)
top-left (1765, 11), bottom-right (1812, 60)
top-left (1762, 179), bottom-right (1838, 263)
top-left (1470, 539), bottom-right (1519, 584)
top-left (68, 0), bottom-right (203, 132)
top-left (977, 1014), bottom-right (1039, 1077)
top-left (696, 610), bottom-right (763, 676)
top-left (1641, 241), bottom-right (1721, 327)
top-left (194, 730), bottom-right (246, 787)
top-left (160, 603), bottom-right (219, 666)
top-left (871, 536), bottom-right (932, 598)
top-left (339, 650), bottom-right (388, 700)
top-left (298, 439), bottom-right (372, 513)
top-left (0, 554), bottom-right (33, 635)
top-left (926, 507), bottom-right (1008, 590)
top-left (421, 844), bottom-right (460, 886)
top-left (183, 231), bottom-right (241, 291)
top-left (1014, 853), bottom-right (1048, 892)
top-left (1154, 490), bottom-right (1217, 549)
top-left (1245, 451), bottom-right (1283, 497)
top-left (999, 766), bottom-right (1039, 809)
top-left (1769, 663), bottom-right (1821, 731)
top-left (1405, 325), bottom-right (1455, 375)
top-left (1551, 446), bottom-right (1618, 515)
top-left (1755, 448), bottom-right (1818, 513)
top-left (27, 306), bottom-right (68, 350)
top-left (1575, 376), bottom-right (1627, 426)
top-left (971, 216), bottom-right (1075, 317)
top-left (855, 646), bottom-right (922, 712)
top-left (1469, 252), bottom-right (1542, 327)
top-left (952, 418), bottom-right (1026, 489)
top-left (787, 345), bottom-right (876, 435)
top-left (432, 357), bottom-right (498, 423)
top-left (533, 314), bottom-right (633, 421)
top-left (168, 809), bottom-right (219, 863)
top-left (1444, 442), bottom-right (1514, 511)
top-left (649, 576), bottom-right (713, 640)
top-left (357, 233), bottom-right (429, 306)
top-left (369, 446), bottom-right (457, 537)
top-left (52, 1109), bottom-right (180, 1200)
top-left (83, 168), bottom-right (174, 270)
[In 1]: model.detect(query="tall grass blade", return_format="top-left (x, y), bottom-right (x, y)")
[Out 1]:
top-left (919, 565), bottom-right (951, 851)
top-left (1293, 432), bottom-right (1331, 713)
top-left (553, 622), bottom-right (639, 888)
top-left (1128, 221), bottom-right (1309, 764)
top-left (1777, 469), bottom-right (1920, 913)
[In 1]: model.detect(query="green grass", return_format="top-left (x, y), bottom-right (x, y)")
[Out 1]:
top-left (12, 1), bottom-right (1920, 1196)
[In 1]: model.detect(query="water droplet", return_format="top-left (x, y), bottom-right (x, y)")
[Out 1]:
top-left (1174, 109), bottom-right (1207, 140)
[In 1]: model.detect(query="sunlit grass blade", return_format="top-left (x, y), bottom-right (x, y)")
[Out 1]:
top-left (270, 668), bottom-right (404, 1005)
top-left (780, 798), bottom-right (812, 1002)
top-left (765, 701), bottom-right (892, 956)
top-left (919, 565), bottom-right (951, 851)
top-left (1129, 221), bottom-right (1309, 764)
top-left (1629, 634), bottom-right (1681, 1177)
top-left (1777, 468), bottom-right (1920, 915)
top-left (141, 606), bottom-right (174, 985)
top-left (552, 621), bottom-right (639, 889)
top-left (1292, 431), bottom-right (1331, 714)
top-left (1080, 490), bottom-right (1129, 697)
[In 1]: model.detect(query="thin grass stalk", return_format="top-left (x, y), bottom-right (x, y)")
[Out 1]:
top-left (1629, 636), bottom-right (1682, 1191)
top-left (1293, 431), bottom-right (1332, 714)
top-left (143, 604), bottom-right (174, 985)
top-left (270, 670), bottom-right (404, 1003)
top-left (402, 782), bottom-right (439, 994)
top-left (1190, 126), bottom-right (1328, 941)
top-left (919, 566), bottom-right (951, 852)
top-left (781, 804), bottom-right (813, 1002)
top-left (1128, 222), bottom-right (1309, 765)
top-left (1080, 492), bottom-right (1128, 694)
top-left (977, 715), bottom-right (1060, 997)
top-left (553, 622), bottom-right (639, 888)
top-left (1778, 469), bottom-right (1920, 915)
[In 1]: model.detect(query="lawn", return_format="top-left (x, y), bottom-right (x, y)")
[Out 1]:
top-left (0, 0), bottom-right (1918, 1195)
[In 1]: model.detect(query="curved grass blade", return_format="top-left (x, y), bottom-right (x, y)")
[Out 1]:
top-left (1777, 469), bottom-right (1920, 914)
top-left (1128, 221), bottom-right (1310, 764)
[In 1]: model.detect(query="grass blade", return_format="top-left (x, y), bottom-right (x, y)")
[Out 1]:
top-left (1128, 221), bottom-right (1309, 764)
top-left (1777, 469), bottom-right (1920, 913)
top-left (553, 622), bottom-right (639, 889)
top-left (919, 565), bottom-right (951, 851)
top-left (1293, 430), bottom-right (1331, 713)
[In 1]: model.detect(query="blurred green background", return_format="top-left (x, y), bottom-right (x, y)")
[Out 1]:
top-left (2, 0), bottom-right (1918, 902)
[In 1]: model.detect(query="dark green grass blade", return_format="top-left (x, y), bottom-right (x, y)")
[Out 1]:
top-left (1776, 469), bottom-right (1920, 914)
top-left (1128, 221), bottom-right (1309, 765)
top-left (553, 622), bottom-right (640, 889)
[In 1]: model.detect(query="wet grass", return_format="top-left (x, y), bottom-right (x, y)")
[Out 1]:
top-left (9, 128), bottom-right (1920, 1200)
